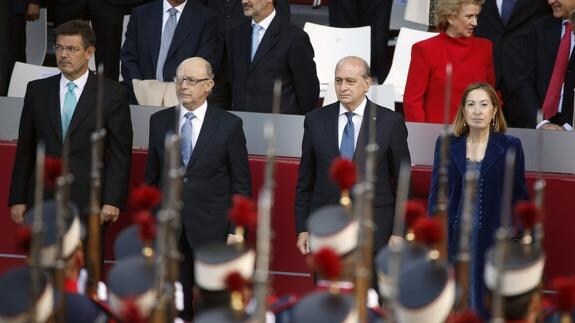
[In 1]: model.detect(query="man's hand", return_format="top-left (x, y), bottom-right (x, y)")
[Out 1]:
top-left (227, 234), bottom-right (244, 245)
top-left (540, 123), bottom-right (565, 131)
top-left (10, 204), bottom-right (27, 224)
top-left (25, 3), bottom-right (40, 21)
top-left (297, 232), bottom-right (310, 255)
top-left (100, 204), bottom-right (120, 223)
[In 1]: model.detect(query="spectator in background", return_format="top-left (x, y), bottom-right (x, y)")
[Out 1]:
top-left (8, 0), bottom-right (42, 81)
top-left (226, 0), bottom-right (319, 114)
top-left (120, 0), bottom-right (223, 104)
top-left (0, 0), bottom-right (10, 95)
top-left (329, 0), bottom-right (393, 84)
top-left (475, 0), bottom-right (551, 128)
top-left (428, 82), bottom-right (529, 318)
top-left (52, 0), bottom-right (151, 81)
top-left (518, 0), bottom-right (575, 130)
top-left (404, 0), bottom-right (495, 123)
top-left (193, 0), bottom-right (290, 31)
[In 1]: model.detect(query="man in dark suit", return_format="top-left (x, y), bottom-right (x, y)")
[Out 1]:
top-left (329, 0), bottom-right (393, 84)
top-left (52, 0), bottom-right (151, 81)
top-left (9, 20), bottom-right (133, 225)
top-left (518, 0), bottom-right (575, 130)
top-left (193, 0), bottom-right (290, 31)
top-left (295, 56), bottom-right (410, 255)
top-left (145, 57), bottom-right (251, 320)
top-left (475, 0), bottom-right (550, 128)
top-left (226, 0), bottom-right (319, 114)
top-left (120, 0), bottom-right (223, 103)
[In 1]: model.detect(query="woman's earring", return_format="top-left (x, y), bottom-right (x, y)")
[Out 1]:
top-left (492, 118), bottom-right (496, 127)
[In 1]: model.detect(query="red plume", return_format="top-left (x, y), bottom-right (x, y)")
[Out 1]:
top-left (225, 271), bottom-right (248, 293)
top-left (44, 156), bottom-right (62, 188)
top-left (129, 185), bottom-right (162, 212)
top-left (310, 247), bottom-right (342, 281)
top-left (405, 200), bottom-right (426, 230)
top-left (413, 217), bottom-right (443, 246)
top-left (121, 298), bottom-right (146, 323)
top-left (15, 226), bottom-right (32, 252)
top-left (446, 310), bottom-right (482, 323)
top-left (514, 201), bottom-right (539, 230)
top-left (551, 276), bottom-right (575, 312)
top-left (229, 195), bottom-right (257, 229)
top-left (329, 158), bottom-right (357, 191)
top-left (133, 211), bottom-right (156, 242)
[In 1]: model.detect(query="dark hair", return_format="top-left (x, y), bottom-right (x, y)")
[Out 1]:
top-left (55, 19), bottom-right (96, 49)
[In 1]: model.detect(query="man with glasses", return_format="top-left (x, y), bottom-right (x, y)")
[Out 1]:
top-left (145, 57), bottom-right (251, 321)
top-left (9, 20), bottom-right (133, 228)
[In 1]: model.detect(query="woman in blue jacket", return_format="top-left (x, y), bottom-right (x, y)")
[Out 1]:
top-left (428, 82), bottom-right (530, 318)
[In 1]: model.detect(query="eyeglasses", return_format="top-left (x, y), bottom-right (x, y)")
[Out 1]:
top-left (175, 77), bottom-right (210, 86)
top-left (53, 45), bottom-right (85, 54)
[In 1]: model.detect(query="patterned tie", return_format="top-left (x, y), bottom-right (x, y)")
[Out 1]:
top-left (542, 22), bottom-right (572, 119)
top-left (251, 24), bottom-right (263, 61)
top-left (500, 0), bottom-right (515, 25)
top-left (156, 7), bottom-right (178, 81)
top-left (180, 112), bottom-right (195, 166)
top-left (62, 82), bottom-right (77, 136)
top-left (340, 112), bottom-right (355, 159)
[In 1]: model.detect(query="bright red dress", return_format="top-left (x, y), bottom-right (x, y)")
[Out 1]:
top-left (404, 32), bottom-right (495, 123)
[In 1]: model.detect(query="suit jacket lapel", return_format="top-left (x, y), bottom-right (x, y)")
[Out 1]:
top-left (353, 99), bottom-right (375, 162)
top-left (150, 2), bottom-right (163, 68)
top-left (167, 2), bottom-right (195, 60)
top-left (47, 75), bottom-right (64, 143)
top-left (67, 73), bottom-right (96, 137)
top-left (450, 135), bottom-right (467, 176)
top-left (323, 103), bottom-right (341, 159)
top-left (186, 106), bottom-right (220, 169)
top-left (481, 133), bottom-right (505, 176)
top-left (250, 16), bottom-right (280, 71)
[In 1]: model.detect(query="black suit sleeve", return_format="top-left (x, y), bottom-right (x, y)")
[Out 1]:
top-left (288, 31), bottom-right (319, 115)
top-left (517, 22), bottom-right (544, 126)
top-left (387, 113), bottom-right (411, 191)
top-left (144, 113), bottom-right (162, 187)
top-left (227, 118), bottom-right (251, 197)
top-left (294, 115), bottom-right (315, 233)
top-left (102, 85), bottom-right (133, 209)
top-left (120, 11), bottom-right (143, 91)
top-left (9, 82), bottom-right (37, 206)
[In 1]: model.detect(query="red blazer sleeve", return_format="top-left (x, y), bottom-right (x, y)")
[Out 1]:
top-left (483, 39), bottom-right (496, 87)
top-left (404, 42), bottom-right (430, 122)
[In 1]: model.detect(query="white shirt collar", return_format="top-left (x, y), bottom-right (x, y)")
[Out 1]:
top-left (339, 97), bottom-right (367, 117)
top-left (163, 0), bottom-right (186, 15)
top-left (60, 69), bottom-right (89, 92)
top-left (252, 9), bottom-right (276, 30)
top-left (179, 100), bottom-right (207, 124)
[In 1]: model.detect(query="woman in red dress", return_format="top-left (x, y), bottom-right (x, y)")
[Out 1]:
top-left (404, 0), bottom-right (495, 123)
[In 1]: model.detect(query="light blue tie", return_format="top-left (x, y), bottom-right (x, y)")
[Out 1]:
top-left (500, 0), bottom-right (515, 25)
top-left (180, 112), bottom-right (195, 166)
top-left (251, 24), bottom-right (263, 61)
top-left (340, 112), bottom-right (355, 159)
top-left (156, 7), bottom-right (178, 81)
top-left (62, 82), bottom-right (77, 136)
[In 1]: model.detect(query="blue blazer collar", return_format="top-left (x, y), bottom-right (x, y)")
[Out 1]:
top-left (450, 132), bottom-right (507, 175)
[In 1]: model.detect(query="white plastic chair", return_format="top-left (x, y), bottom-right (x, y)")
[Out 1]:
top-left (383, 27), bottom-right (437, 103)
top-left (8, 62), bottom-right (60, 98)
top-left (323, 81), bottom-right (395, 111)
top-left (303, 22), bottom-right (371, 98)
top-left (404, 0), bottom-right (432, 26)
top-left (26, 8), bottom-right (48, 65)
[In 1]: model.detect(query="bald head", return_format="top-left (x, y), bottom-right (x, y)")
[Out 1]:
top-left (175, 57), bottom-right (215, 110)
top-left (334, 56), bottom-right (372, 111)
top-left (335, 56), bottom-right (371, 80)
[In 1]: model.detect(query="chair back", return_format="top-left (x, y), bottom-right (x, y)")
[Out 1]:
top-left (8, 62), bottom-right (59, 98)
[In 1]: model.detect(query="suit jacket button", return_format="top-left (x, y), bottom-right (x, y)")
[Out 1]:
top-left (183, 177), bottom-right (188, 183)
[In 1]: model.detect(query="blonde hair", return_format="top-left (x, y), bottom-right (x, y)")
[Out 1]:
top-left (452, 82), bottom-right (507, 136)
top-left (434, 0), bottom-right (485, 31)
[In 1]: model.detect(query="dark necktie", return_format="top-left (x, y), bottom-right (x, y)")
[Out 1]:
top-left (340, 112), bottom-right (355, 159)
top-left (542, 22), bottom-right (572, 120)
top-left (500, 0), bottom-right (515, 25)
